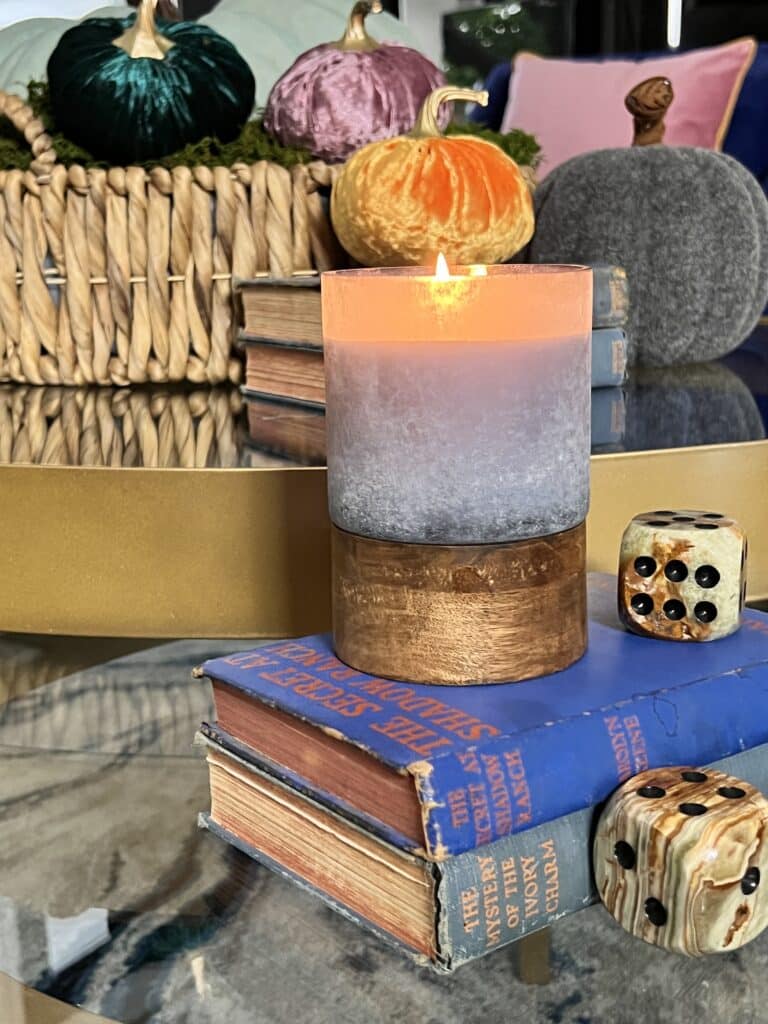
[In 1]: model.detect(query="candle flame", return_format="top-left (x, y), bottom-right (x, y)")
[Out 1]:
top-left (435, 252), bottom-right (450, 281)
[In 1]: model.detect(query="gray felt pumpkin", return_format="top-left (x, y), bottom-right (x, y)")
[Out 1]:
top-left (528, 77), bottom-right (768, 366)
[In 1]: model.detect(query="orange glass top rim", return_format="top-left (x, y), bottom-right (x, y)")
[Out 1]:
top-left (322, 264), bottom-right (591, 281)
top-left (321, 264), bottom-right (594, 343)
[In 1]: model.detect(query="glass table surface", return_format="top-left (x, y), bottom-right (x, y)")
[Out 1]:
top-left (0, 324), bottom-right (765, 470)
top-left (1, 636), bottom-right (768, 1024)
top-left (1, 328), bottom-right (767, 1022)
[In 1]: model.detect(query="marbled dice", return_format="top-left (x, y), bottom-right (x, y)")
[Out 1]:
top-left (594, 765), bottom-right (768, 955)
top-left (618, 510), bottom-right (747, 641)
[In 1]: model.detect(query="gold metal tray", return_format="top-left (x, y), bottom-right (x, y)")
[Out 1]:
top-left (1, 440), bottom-right (766, 637)
top-left (0, 375), bottom-right (766, 636)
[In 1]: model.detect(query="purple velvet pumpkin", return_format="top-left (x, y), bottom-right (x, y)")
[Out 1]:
top-left (264, 0), bottom-right (448, 163)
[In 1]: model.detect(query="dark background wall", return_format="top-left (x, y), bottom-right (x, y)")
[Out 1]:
top-left (443, 0), bottom-right (768, 83)
top-left (180, 0), bottom-right (399, 15)
top-left (576, 0), bottom-right (768, 53)
top-left (176, 0), bottom-right (768, 53)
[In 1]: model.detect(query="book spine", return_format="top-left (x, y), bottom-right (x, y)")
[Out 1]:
top-left (419, 663), bottom-right (768, 857)
top-left (591, 265), bottom-right (629, 329)
top-left (436, 807), bottom-right (593, 968)
top-left (436, 742), bottom-right (768, 968)
top-left (591, 328), bottom-right (628, 388)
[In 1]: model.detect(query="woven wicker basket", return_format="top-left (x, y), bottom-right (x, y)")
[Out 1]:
top-left (0, 91), bottom-right (344, 387)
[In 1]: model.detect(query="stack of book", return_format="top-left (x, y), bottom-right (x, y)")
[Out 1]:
top-left (590, 264), bottom-right (629, 388)
top-left (237, 266), bottom-right (630, 463)
top-left (239, 278), bottom-right (324, 408)
top-left (590, 264), bottom-right (629, 452)
top-left (238, 277), bottom-right (325, 464)
top-left (196, 575), bottom-right (768, 972)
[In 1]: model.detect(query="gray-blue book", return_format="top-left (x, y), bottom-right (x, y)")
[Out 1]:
top-left (198, 732), bottom-right (768, 973)
top-left (591, 264), bottom-right (629, 329)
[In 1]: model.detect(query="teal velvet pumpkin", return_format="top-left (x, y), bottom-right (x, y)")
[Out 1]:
top-left (46, 0), bottom-right (255, 165)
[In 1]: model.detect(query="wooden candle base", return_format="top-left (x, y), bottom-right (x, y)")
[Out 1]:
top-left (332, 522), bottom-right (587, 685)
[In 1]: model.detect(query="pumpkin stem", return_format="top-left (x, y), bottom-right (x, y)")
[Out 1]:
top-left (113, 0), bottom-right (174, 61)
top-left (626, 77), bottom-right (674, 146)
top-left (336, 1), bottom-right (383, 53)
top-left (412, 87), bottom-right (489, 138)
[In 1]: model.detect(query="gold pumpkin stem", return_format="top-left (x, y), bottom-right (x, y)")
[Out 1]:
top-left (114, 0), bottom-right (174, 60)
top-left (412, 87), bottom-right (489, 138)
top-left (336, 1), bottom-right (383, 53)
top-left (626, 77), bottom-right (674, 146)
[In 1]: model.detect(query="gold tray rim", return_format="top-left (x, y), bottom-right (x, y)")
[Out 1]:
top-left (0, 440), bottom-right (765, 637)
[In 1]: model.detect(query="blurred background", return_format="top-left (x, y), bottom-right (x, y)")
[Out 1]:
top-left (9, 2), bottom-right (768, 76)
top-left (178, 0), bottom-right (768, 74)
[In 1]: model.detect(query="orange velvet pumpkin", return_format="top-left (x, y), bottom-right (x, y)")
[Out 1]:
top-left (331, 86), bottom-right (535, 267)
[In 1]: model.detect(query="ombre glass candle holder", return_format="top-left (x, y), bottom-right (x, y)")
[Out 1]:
top-left (322, 263), bottom-right (593, 685)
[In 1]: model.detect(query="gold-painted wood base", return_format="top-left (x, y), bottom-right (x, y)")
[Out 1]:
top-left (331, 522), bottom-right (587, 685)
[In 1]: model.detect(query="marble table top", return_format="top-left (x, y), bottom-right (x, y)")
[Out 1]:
top-left (1, 636), bottom-right (768, 1024)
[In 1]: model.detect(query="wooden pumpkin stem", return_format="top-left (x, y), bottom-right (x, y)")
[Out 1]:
top-left (412, 87), bottom-right (489, 138)
top-left (336, 1), bottom-right (383, 53)
top-left (626, 77), bottom-right (674, 146)
top-left (113, 0), bottom-right (174, 61)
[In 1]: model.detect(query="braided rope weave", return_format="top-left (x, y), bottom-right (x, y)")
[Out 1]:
top-left (0, 384), bottom-right (245, 467)
top-left (0, 92), bottom-right (344, 386)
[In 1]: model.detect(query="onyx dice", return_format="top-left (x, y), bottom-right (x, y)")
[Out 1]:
top-left (594, 765), bottom-right (768, 955)
top-left (618, 510), bottom-right (747, 641)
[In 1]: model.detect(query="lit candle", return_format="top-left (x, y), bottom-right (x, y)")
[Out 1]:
top-left (321, 260), bottom-right (593, 546)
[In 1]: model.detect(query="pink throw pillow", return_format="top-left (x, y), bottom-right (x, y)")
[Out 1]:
top-left (502, 39), bottom-right (757, 179)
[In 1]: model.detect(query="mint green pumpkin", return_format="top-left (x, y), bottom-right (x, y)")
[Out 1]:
top-left (46, 0), bottom-right (255, 164)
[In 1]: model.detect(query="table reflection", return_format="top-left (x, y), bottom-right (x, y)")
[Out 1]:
top-left (0, 639), bottom-right (766, 1024)
top-left (0, 353), bottom-right (765, 472)
top-left (0, 386), bottom-right (247, 469)
top-left (622, 361), bottom-right (765, 452)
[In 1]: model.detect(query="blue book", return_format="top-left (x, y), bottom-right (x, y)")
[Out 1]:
top-left (198, 574), bottom-right (768, 861)
top-left (592, 327), bottom-right (628, 388)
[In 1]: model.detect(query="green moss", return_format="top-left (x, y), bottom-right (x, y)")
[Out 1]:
top-left (0, 81), bottom-right (539, 172)
top-left (446, 121), bottom-right (542, 170)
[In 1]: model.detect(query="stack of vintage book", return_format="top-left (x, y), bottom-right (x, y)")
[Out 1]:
top-left (237, 266), bottom-right (630, 463)
top-left (238, 277), bottom-right (325, 464)
top-left (196, 575), bottom-right (768, 971)
top-left (239, 278), bottom-right (324, 408)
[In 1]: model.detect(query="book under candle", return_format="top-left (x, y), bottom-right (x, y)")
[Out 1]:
top-left (197, 576), bottom-right (768, 970)
top-left (197, 575), bottom-right (768, 860)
